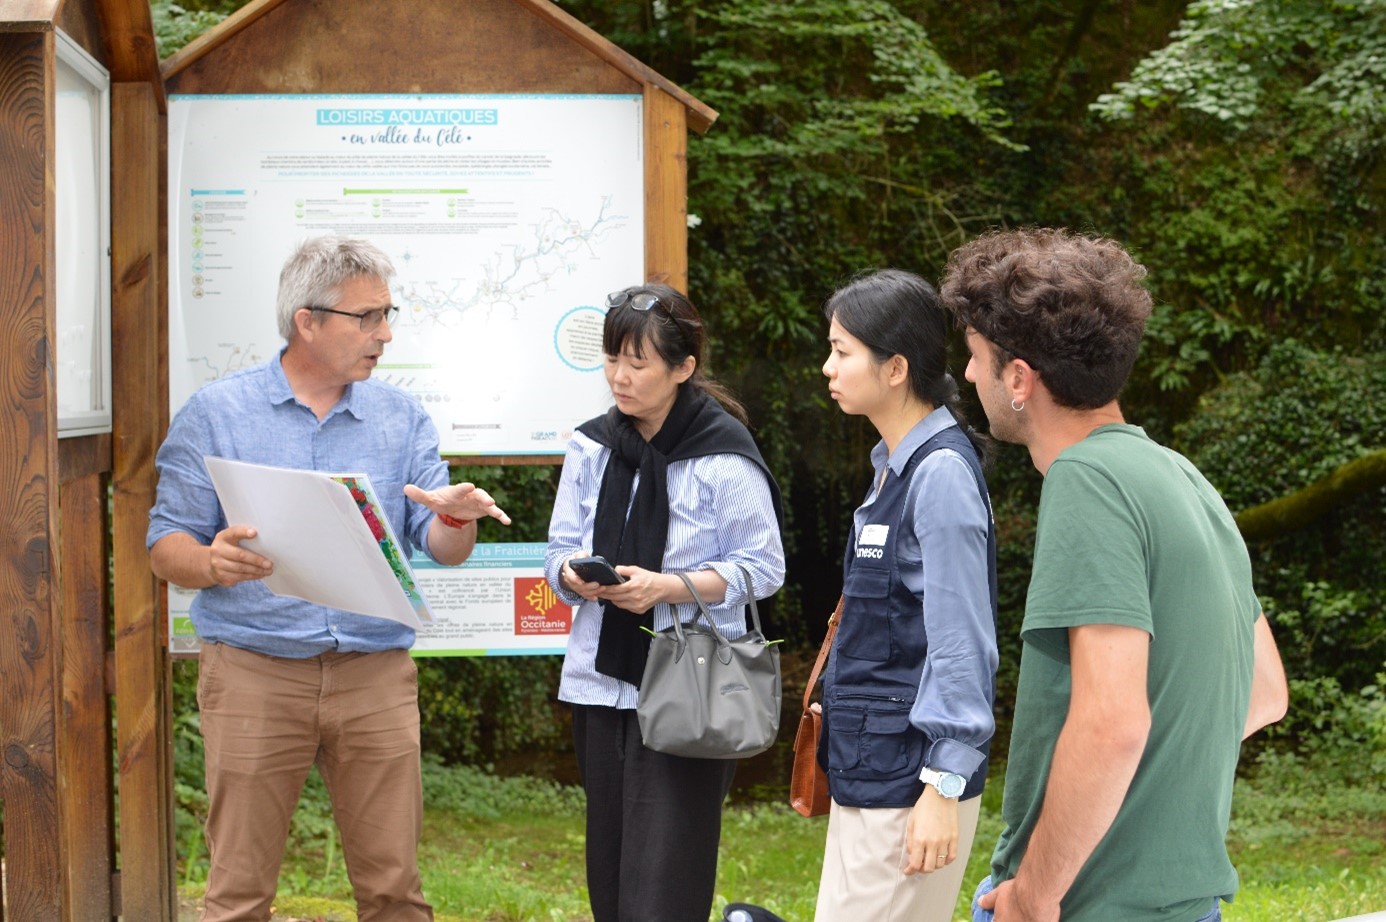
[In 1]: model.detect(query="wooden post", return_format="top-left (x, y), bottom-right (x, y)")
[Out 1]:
top-left (111, 79), bottom-right (178, 922)
top-left (0, 26), bottom-right (66, 920)
top-left (57, 458), bottom-right (115, 919)
top-left (643, 85), bottom-right (690, 291)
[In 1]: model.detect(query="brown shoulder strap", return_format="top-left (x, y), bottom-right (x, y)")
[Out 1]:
top-left (803, 595), bottom-right (844, 710)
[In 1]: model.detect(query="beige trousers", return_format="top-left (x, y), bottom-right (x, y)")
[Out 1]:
top-left (198, 643), bottom-right (432, 922)
top-left (814, 794), bottom-right (982, 922)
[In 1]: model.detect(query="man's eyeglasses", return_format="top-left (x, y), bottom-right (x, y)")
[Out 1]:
top-left (606, 289), bottom-right (664, 314)
top-left (308, 305), bottom-right (400, 332)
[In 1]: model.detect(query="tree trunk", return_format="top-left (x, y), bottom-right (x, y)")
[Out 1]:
top-left (1235, 449), bottom-right (1386, 542)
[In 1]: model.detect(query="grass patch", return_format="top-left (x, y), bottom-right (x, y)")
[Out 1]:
top-left (177, 755), bottom-right (1385, 922)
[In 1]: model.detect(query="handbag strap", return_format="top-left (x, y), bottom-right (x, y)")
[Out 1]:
top-left (669, 568), bottom-right (767, 658)
top-left (671, 567), bottom-right (765, 633)
top-left (670, 571), bottom-right (734, 663)
top-left (732, 564), bottom-right (765, 638)
top-left (802, 596), bottom-right (844, 710)
top-left (671, 571), bottom-right (718, 633)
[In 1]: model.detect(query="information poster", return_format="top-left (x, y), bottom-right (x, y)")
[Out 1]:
top-left (168, 542), bottom-right (573, 657)
top-left (168, 93), bottom-right (644, 455)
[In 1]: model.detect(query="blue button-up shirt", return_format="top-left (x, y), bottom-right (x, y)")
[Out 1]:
top-left (146, 352), bottom-right (450, 657)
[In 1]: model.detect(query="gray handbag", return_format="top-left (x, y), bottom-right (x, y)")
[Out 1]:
top-left (636, 567), bottom-right (782, 759)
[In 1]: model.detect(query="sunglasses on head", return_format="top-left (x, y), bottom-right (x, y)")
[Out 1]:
top-left (606, 289), bottom-right (664, 313)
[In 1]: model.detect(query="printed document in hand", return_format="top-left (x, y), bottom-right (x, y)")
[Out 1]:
top-left (203, 456), bottom-right (435, 627)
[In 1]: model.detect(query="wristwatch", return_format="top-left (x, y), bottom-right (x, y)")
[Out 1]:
top-left (918, 766), bottom-right (966, 799)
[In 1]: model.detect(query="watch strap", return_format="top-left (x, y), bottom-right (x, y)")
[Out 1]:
top-left (918, 766), bottom-right (964, 798)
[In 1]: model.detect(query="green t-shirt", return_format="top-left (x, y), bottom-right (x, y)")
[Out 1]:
top-left (992, 425), bottom-right (1260, 922)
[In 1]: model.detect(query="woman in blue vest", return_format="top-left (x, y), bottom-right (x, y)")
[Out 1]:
top-left (815, 269), bottom-right (999, 922)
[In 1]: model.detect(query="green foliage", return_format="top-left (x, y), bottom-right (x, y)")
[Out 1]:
top-left (1092, 0), bottom-right (1386, 135)
top-left (1176, 341), bottom-right (1386, 508)
top-left (180, 756), bottom-right (1386, 921)
top-left (689, 1), bottom-right (1025, 630)
top-left (1263, 581), bottom-right (1379, 687)
top-left (416, 656), bottom-right (568, 766)
top-left (420, 756), bottom-right (585, 820)
top-left (1176, 342), bottom-right (1386, 708)
top-left (1259, 674), bottom-right (1386, 771)
top-left (1104, 128), bottom-right (1382, 405)
top-left (149, 0), bottom-right (229, 57)
top-left (551, 1), bottom-right (1031, 646)
top-left (695, 1), bottom-right (1018, 151)
top-left (1083, 0), bottom-right (1386, 405)
top-left (1232, 699), bottom-right (1386, 916)
top-left (172, 661), bottom-right (209, 884)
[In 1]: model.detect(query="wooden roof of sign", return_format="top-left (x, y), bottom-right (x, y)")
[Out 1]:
top-left (160, 0), bottom-right (717, 133)
top-left (1, 0), bottom-right (165, 97)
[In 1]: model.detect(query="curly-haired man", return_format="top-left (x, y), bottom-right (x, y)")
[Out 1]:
top-left (940, 228), bottom-right (1288, 922)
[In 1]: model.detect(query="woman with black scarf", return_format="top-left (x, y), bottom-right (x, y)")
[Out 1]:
top-left (545, 284), bottom-right (786, 922)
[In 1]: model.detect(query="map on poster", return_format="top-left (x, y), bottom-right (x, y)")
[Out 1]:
top-left (168, 93), bottom-right (643, 455)
top-left (168, 543), bottom-right (574, 657)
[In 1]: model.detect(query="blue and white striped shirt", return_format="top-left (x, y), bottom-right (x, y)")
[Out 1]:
top-left (545, 430), bottom-right (786, 709)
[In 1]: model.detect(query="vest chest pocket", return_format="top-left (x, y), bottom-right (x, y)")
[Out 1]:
top-left (839, 567), bottom-right (891, 661)
top-left (825, 696), bottom-right (923, 780)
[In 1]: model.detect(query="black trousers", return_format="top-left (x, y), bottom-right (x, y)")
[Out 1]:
top-left (572, 704), bottom-right (738, 922)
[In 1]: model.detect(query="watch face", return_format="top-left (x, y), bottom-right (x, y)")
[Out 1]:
top-left (939, 773), bottom-right (966, 797)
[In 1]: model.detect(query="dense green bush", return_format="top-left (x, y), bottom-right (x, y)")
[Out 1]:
top-left (417, 656), bottom-right (568, 766)
top-left (1176, 342), bottom-right (1386, 739)
top-left (1089, 0), bottom-right (1386, 412)
top-left (1176, 341), bottom-right (1386, 508)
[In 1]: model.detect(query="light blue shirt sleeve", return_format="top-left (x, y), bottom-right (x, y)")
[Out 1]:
top-left (903, 448), bottom-right (998, 779)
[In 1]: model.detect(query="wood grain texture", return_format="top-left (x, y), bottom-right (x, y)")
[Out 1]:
top-left (94, 0), bottom-right (165, 97)
top-left (54, 0), bottom-right (103, 59)
top-left (57, 433), bottom-right (111, 484)
top-left (161, 0), bottom-right (715, 132)
top-left (0, 0), bottom-right (61, 32)
top-left (58, 472), bottom-right (115, 920)
top-left (111, 79), bottom-right (178, 922)
top-left (163, 0), bottom-right (643, 96)
top-left (643, 86), bottom-right (689, 292)
top-left (0, 28), bottom-right (64, 920)
top-left (156, 0), bottom-right (285, 78)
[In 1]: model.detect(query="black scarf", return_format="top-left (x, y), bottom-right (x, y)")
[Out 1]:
top-left (577, 384), bottom-right (784, 687)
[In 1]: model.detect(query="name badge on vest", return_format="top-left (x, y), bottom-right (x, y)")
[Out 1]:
top-left (856, 523), bottom-right (889, 559)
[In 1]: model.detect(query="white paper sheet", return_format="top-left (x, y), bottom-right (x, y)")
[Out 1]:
top-left (203, 456), bottom-right (434, 627)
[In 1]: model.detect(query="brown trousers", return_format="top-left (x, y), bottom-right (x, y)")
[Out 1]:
top-left (197, 643), bottom-right (432, 922)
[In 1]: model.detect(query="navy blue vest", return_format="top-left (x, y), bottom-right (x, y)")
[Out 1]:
top-left (819, 426), bottom-right (998, 808)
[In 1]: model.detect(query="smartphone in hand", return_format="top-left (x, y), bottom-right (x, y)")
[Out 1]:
top-left (568, 555), bottom-right (627, 586)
